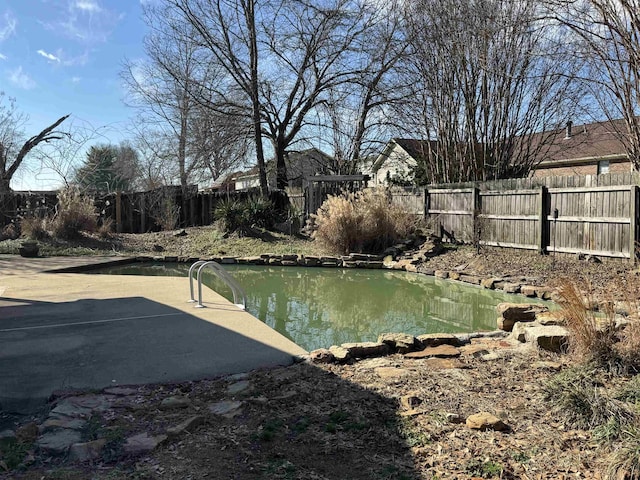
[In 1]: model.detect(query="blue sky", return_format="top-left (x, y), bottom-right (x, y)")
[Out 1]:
top-left (0, 0), bottom-right (148, 189)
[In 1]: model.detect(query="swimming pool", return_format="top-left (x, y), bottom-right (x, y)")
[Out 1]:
top-left (93, 263), bottom-right (541, 351)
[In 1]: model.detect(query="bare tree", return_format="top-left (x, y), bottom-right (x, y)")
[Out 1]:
top-left (400, 0), bottom-right (583, 184)
top-left (550, 0), bottom-right (640, 168)
top-left (0, 93), bottom-right (69, 193)
top-left (171, 0), bottom-right (381, 190)
top-left (170, 0), bottom-right (268, 193)
top-left (321, 1), bottom-right (409, 174)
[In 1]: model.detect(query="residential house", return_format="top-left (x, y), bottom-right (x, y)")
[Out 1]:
top-left (531, 119), bottom-right (631, 177)
top-left (370, 138), bottom-right (435, 186)
top-left (233, 148), bottom-right (334, 191)
top-left (373, 121), bottom-right (633, 185)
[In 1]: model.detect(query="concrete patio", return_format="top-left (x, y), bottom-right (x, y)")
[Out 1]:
top-left (0, 255), bottom-right (306, 413)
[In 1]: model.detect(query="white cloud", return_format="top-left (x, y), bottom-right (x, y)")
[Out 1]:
top-left (41, 1), bottom-right (120, 45)
top-left (0, 11), bottom-right (17, 42)
top-left (9, 66), bottom-right (36, 90)
top-left (37, 49), bottom-right (61, 63)
top-left (0, 53), bottom-right (6, 60)
top-left (74, 0), bottom-right (102, 13)
top-left (71, 76), bottom-right (81, 83)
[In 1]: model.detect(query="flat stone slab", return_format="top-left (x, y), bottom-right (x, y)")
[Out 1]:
top-left (123, 433), bottom-right (167, 455)
top-left (404, 345), bottom-right (461, 359)
top-left (209, 400), bottom-right (243, 418)
top-left (37, 429), bottom-right (83, 455)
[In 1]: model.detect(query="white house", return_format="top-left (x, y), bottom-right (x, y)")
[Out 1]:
top-left (371, 138), bottom-right (434, 186)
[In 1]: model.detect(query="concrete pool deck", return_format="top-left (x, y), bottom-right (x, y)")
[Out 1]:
top-left (0, 255), bottom-right (307, 413)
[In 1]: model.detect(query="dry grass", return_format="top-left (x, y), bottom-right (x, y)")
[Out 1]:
top-left (310, 189), bottom-right (415, 255)
top-left (18, 216), bottom-right (47, 240)
top-left (50, 187), bottom-right (98, 240)
top-left (557, 280), bottom-right (621, 370)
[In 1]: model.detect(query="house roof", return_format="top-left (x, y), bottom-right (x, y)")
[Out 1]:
top-left (232, 148), bottom-right (333, 180)
top-left (535, 119), bottom-right (629, 167)
top-left (375, 120), bottom-right (630, 172)
top-left (373, 138), bottom-right (437, 171)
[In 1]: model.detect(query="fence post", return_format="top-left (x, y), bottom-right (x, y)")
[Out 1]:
top-left (140, 193), bottom-right (146, 233)
top-left (423, 187), bottom-right (429, 219)
top-left (630, 185), bottom-right (638, 264)
top-left (537, 185), bottom-right (547, 254)
top-left (115, 191), bottom-right (122, 233)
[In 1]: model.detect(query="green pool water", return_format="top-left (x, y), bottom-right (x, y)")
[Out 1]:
top-left (93, 263), bottom-right (542, 351)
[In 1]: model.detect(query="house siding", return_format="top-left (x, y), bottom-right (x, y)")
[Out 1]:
top-left (533, 159), bottom-right (632, 178)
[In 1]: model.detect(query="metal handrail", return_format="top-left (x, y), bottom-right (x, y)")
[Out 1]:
top-left (188, 261), bottom-right (246, 310)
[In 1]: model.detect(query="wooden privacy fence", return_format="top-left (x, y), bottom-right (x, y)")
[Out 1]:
top-left (422, 184), bottom-right (639, 261)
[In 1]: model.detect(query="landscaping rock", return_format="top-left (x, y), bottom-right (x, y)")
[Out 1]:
top-left (308, 348), bottom-right (335, 364)
top-left (328, 345), bottom-right (351, 363)
top-left (520, 285), bottom-right (538, 297)
top-left (40, 415), bottom-right (87, 432)
top-left (502, 282), bottom-right (521, 294)
top-left (68, 439), bottom-right (107, 462)
top-left (537, 311), bottom-right (565, 326)
top-left (37, 429), bottom-right (82, 455)
top-left (227, 381), bottom-right (251, 395)
top-left (166, 416), bottom-right (205, 438)
top-left (340, 342), bottom-right (389, 358)
top-left (209, 401), bottom-right (243, 418)
top-left (524, 325), bottom-right (569, 353)
top-left (480, 278), bottom-right (502, 289)
top-left (449, 271), bottom-right (461, 281)
top-left (417, 333), bottom-right (461, 347)
top-left (159, 396), bottom-right (191, 410)
top-left (496, 303), bottom-right (549, 331)
top-left (466, 412), bottom-right (508, 431)
top-left (378, 333), bottom-right (419, 353)
top-left (15, 422), bottom-right (38, 443)
top-left (510, 321), bottom-right (535, 342)
top-left (104, 387), bottom-right (138, 396)
top-left (404, 345), bottom-right (461, 359)
top-left (434, 270), bottom-right (449, 279)
top-left (459, 274), bottom-right (482, 285)
top-left (123, 433), bottom-right (167, 455)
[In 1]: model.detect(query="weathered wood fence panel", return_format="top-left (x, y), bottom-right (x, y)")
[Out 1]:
top-left (426, 188), bottom-right (476, 242)
top-left (548, 186), bottom-right (637, 259)
top-left (420, 178), bottom-right (640, 261)
top-left (388, 187), bottom-right (425, 216)
top-left (478, 189), bottom-right (541, 250)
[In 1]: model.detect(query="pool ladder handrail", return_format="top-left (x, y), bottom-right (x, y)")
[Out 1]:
top-left (188, 261), bottom-right (246, 310)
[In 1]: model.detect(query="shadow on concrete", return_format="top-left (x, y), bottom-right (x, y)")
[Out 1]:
top-left (0, 296), bottom-right (298, 414)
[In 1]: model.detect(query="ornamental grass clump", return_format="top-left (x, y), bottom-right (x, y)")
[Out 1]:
top-left (50, 187), bottom-right (98, 240)
top-left (310, 189), bottom-right (415, 255)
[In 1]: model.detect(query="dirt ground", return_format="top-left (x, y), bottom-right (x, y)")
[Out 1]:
top-left (2, 227), bottom-right (638, 479)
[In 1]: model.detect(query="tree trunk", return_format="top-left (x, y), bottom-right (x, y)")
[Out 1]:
top-left (275, 146), bottom-right (287, 190)
top-left (0, 176), bottom-right (11, 194)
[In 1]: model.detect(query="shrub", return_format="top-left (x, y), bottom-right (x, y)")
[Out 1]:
top-left (213, 196), bottom-right (276, 234)
top-left (544, 365), bottom-right (634, 430)
top-left (19, 216), bottom-right (47, 240)
top-left (214, 199), bottom-right (248, 234)
top-left (50, 187), bottom-right (98, 240)
top-left (310, 189), bottom-right (415, 255)
top-left (244, 195), bottom-right (275, 229)
top-left (1, 222), bottom-right (20, 241)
